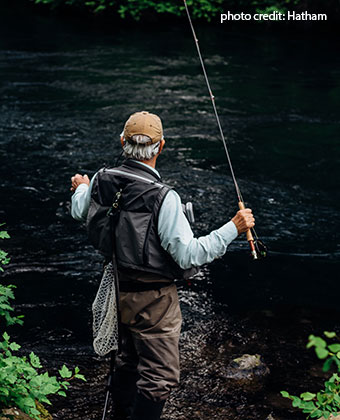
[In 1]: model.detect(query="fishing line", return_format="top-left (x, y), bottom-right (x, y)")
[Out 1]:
top-left (183, 0), bottom-right (242, 202)
top-left (183, 0), bottom-right (267, 259)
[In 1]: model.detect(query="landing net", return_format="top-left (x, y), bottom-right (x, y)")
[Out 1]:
top-left (92, 262), bottom-right (119, 356)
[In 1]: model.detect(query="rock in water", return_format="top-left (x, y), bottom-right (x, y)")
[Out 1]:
top-left (266, 414), bottom-right (277, 420)
top-left (1, 405), bottom-right (52, 420)
top-left (223, 354), bottom-right (270, 392)
top-left (1, 408), bottom-right (32, 420)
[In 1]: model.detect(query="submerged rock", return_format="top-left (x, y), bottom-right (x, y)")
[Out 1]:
top-left (231, 354), bottom-right (263, 370)
top-left (223, 354), bottom-right (270, 391)
top-left (0, 404), bottom-right (52, 420)
top-left (0, 408), bottom-right (32, 420)
top-left (266, 414), bottom-right (277, 420)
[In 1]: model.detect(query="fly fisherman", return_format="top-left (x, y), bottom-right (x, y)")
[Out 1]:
top-left (70, 111), bottom-right (255, 420)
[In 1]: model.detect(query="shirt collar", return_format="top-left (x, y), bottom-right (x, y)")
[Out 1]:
top-left (131, 160), bottom-right (161, 178)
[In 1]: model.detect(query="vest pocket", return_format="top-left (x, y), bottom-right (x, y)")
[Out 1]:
top-left (116, 210), bottom-right (152, 266)
top-left (86, 199), bottom-right (113, 257)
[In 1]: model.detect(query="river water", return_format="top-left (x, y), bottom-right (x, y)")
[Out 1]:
top-left (0, 5), bottom-right (340, 420)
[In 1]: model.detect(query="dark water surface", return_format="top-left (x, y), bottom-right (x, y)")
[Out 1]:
top-left (0, 6), bottom-right (340, 420)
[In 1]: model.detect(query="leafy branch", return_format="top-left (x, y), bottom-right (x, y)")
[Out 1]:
top-left (281, 331), bottom-right (340, 419)
top-left (31, 0), bottom-right (299, 20)
top-left (0, 331), bottom-right (86, 419)
top-left (0, 223), bottom-right (86, 419)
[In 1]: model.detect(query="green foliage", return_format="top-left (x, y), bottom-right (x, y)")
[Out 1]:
top-left (0, 224), bottom-right (23, 326)
top-left (0, 224), bottom-right (10, 271)
top-left (0, 284), bottom-right (24, 327)
top-left (307, 334), bottom-right (340, 371)
top-left (0, 224), bottom-right (86, 419)
top-left (252, 0), bottom-right (299, 15)
top-left (281, 331), bottom-right (340, 419)
top-left (255, 5), bottom-right (286, 15)
top-left (33, 0), bottom-right (227, 20)
top-left (0, 332), bottom-right (86, 419)
top-left (31, 0), bottom-right (302, 20)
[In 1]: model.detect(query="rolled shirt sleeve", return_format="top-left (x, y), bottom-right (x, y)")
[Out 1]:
top-left (158, 189), bottom-right (238, 270)
top-left (70, 175), bottom-right (97, 221)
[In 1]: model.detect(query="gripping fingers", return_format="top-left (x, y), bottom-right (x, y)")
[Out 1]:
top-left (70, 173), bottom-right (90, 192)
top-left (232, 209), bottom-right (255, 234)
top-left (71, 174), bottom-right (81, 191)
top-left (245, 212), bottom-right (255, 228)
top-left (246, 216), bottom-right (255, 229)
top-left (71, 176), bottom-right (78, 190)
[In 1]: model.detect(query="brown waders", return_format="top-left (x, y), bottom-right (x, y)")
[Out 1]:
top-left (112, 276), bottom-right (182, 420)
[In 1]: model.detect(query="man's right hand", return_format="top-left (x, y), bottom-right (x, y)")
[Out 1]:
top-left (231, 209), bottom-right (255, 235)
top-left (70, 174), bottom-right (90, 192)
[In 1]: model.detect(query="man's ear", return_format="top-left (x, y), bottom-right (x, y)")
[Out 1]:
top-left (158, 139), bottom-right (165, 155)
top-left (120, 136), bottom-right (125, 147)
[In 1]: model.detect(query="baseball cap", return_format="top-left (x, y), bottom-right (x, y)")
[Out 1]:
top-left (123, 111), bottom-right (163, 145)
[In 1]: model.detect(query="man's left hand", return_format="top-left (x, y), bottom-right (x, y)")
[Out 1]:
top-left (70, 174), bottom-right (90, 192)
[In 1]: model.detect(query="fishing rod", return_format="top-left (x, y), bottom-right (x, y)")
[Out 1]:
top-left (183, 0), bottom-right (267, 260)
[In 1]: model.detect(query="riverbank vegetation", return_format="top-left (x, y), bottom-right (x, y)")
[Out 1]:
top-left (281, 332), bottom-right (340, 419)
top-left (29, 0), bottom-right (339, 21)
top-left (0, 225), bottom-right (86, 420)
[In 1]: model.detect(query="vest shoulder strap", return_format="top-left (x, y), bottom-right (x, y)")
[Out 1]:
top-left (99, 167), bottom-right (173, 190)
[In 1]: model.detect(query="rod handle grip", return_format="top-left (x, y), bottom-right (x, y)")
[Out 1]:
top-left (238, 201), bottom-right (254, 243)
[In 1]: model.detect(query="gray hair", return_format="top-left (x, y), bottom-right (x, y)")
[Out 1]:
top-left (123, 135), bottom-right (160, 161)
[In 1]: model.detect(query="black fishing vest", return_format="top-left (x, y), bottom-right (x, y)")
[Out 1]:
top-left (87, 160), bottom-right (198, 280)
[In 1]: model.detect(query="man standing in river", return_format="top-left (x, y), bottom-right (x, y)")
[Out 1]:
top-left (70, 111), bottom-right (255, 420)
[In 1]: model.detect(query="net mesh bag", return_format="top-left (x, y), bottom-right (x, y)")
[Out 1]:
top-left (92, 262), bottom-right (119, 356)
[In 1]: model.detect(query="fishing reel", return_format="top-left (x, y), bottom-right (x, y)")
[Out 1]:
top-left (253, 238), bottom-right (268, 259)
top-left (238, 202), bottom-right (267, 260)
top-left (248, 231), bottom-right (267, 260)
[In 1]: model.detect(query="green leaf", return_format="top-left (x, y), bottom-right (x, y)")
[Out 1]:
top-left (3, 332), bottom-right (10, 341)
top-left (40, 396), bottom-right (52, 405)
top-left (337, 351), bottom-right (340, 359)
top-left (307, 335), bottom-right (327, 349)
top-left (301, 400), bottom-right (317, 411)
top-left (0, 303), bottom-right (13, 311)
top-left (59, 365), bottom-right (72, 379)
top-left (324, 331), bottom-right (336, 338)
top-left (331, 373), bottom-right (340, 381)
top-left (328, 344), bottom-right (340, 353)
top-left (300, 392), bottom-right (316, 401)
top-left (58, 391), bottom-right (67, 397)
top-left (75, 373), bottom-right (86, 381)
top-left (94, 5), bottom-right (106, 12)
top-left (292, 396), bottom-right (302, 407)
top-left (29, 375), bottom-right (43, 389)
top-left (281, 390), bottom-right (291, 399)
top-left (315, 347), bottom-right (329, 359)
top-left (9, 342), bottom-right (21, 351)
top-left (0, 231), bottom-right (10, 239)
top-left (29, 407), bottom-right (41, 417)
top-left (323, 357), bottom-right (335, 372)
top-left (42, 382), bottom-right (60, 394)
top-left (20, 397), bottom-right (36, 409)
top-left (0, 387), bottom-right (9, 396)
top-left (29, 352), bottom-right (42, 369)
top-left (61, 380), bottom-right (70, 389)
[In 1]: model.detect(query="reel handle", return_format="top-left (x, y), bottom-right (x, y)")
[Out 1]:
top-left (238, 201), bottom-right (258, 260)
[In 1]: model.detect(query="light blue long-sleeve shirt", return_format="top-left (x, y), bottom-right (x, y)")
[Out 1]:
top-left (71, 161), bottom-right (238, 269)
